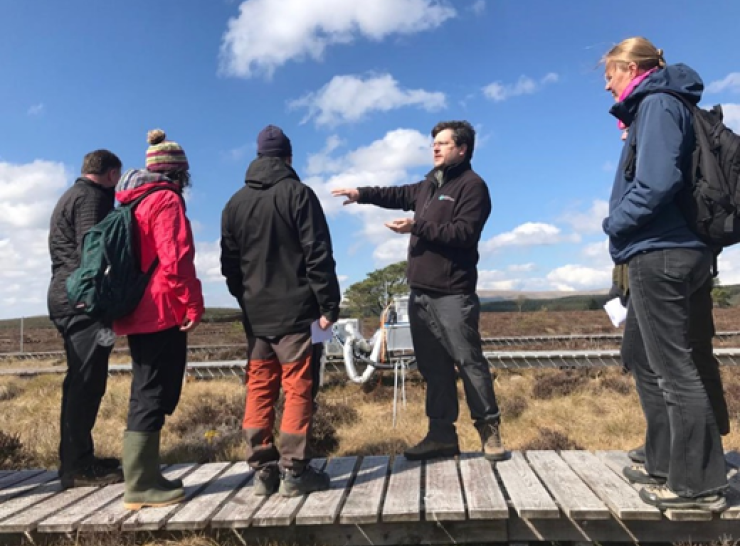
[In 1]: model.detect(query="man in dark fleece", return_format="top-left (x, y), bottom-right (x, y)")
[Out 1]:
top-left (332, 120), bottom-right (505, 463)
top-left (602, 37), bottom-right (728, 512)
top-left (221, 125), bottom-right (341, 498)
top-left (48, 150), bottom-right (124, 489)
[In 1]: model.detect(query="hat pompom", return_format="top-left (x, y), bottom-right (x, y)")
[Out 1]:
top-left (147, 129), bottom-right (167, 145)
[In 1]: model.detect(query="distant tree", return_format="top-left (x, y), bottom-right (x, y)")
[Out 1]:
top-left (712, 277), bottom-right (731, 308)
top-left (516, 295), bottom-right (527, 313)
top-left (343, 261), bottom-right (409, 317)
top-left (587, 297), bottom-right (601, 310)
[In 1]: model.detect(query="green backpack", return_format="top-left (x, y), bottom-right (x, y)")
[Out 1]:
top-left (66, 186), bottom-right (172, 322)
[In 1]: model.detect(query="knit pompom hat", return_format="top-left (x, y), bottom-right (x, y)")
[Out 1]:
top-left (145, 129), bottom-right (189, 172)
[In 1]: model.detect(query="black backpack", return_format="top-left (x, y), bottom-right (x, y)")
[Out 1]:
top-left (625, 90), bottom-right (740, 262)
top-left (66, 186), bottom-right (174, 322)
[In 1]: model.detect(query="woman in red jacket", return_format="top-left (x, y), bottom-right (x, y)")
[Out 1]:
top-left (114, 129), bottom-right (204, 510)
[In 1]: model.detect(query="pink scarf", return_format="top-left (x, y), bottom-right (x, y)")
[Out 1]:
top-left (617, 67), bottom-right (658, 130)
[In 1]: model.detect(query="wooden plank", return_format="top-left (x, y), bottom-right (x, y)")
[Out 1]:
top-left (166, 462), bottom-right (252, 531)
top-left (296, 457), bottom-right (357, 525)
top-left (251, 459), bottom-right (326, 527)
top-left (0, 471), bottom-right (55, 503)
top-left (340, 455), bottom-right (389, 524)
top-left (596, 450), bottom-right (713, 522)
top-left (382, 456), bottom-right (421, 522)
top-left (0, 476), bottom-right (61, 522)
top-left (459, 452), bottom-right (508, 520)
top-left (122, 462), bottom-right (230, 531)
top-left (0, 470), bottom-right (45, 492)
top-left (527, 451), bottom-right (610, 520)
top-left (209, 470), bottom-right (261, 529)
top-left (37, 483), bottom-right (125, 533)
top-left (561, 450), bottom-right (661, 520)
top-left (0, 486), bottom-right (98, 533)
top-left (77, 464), bottom-right (195, 532)
top-left (424, 457), bottom-right (465, 521)
top-left (496, 451), bottom-right (559, 519)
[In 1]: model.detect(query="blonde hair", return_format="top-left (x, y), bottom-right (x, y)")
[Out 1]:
top-left (602, 36), bottom-right (666, 71)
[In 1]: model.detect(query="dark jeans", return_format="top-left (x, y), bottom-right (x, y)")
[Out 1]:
top-left (622, 282), bottom-right (730, 436)
top-left (53, 315), bottom-right (114, 474)
top-left (127, 327), bottom-right (187, 433)
top-left (626, 248), bottom-right (727, 497)
top-left (409, 289), bottom-right (500, 443)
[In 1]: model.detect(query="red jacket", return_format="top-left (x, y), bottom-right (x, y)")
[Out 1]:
top-left (113, 171), bottom-right (204, 335)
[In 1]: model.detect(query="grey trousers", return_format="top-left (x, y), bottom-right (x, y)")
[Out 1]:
top-left (409, 289), bottom-right (500, 443)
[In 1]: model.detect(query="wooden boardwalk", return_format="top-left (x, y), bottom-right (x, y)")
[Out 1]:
top-left (0, 451), bottom-right (738, 544)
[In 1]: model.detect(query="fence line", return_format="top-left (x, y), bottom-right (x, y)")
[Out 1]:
top-left (3, 348), bottom-right (740, 378)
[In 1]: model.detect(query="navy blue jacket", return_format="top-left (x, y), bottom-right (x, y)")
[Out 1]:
top-left (603, 64), bottom-right (706, 263)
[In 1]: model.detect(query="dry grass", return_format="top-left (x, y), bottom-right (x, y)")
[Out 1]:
top-left (1, 367), bottom-right (739, 470)
top-left (1, 368), bottom-right (740, 546)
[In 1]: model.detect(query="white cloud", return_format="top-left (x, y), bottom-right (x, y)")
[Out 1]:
top-left (193, 240), bottom-right (224, 284)
top-left (716, 246), bottom-right (740, 285)
top-left (707, 73), bottom-right (740, 94)
top-left (303, 129), bottom-right (430, 215)
top-left (483, 73), bottom-right (559, 102)
top-left (546, 264), bottom-right (611, 292)
top-left (561, 200), bottom-right (609, 235)
top-left (0, 160), bottom-right (68, 229)
top-left (478, 270), bottom-right (520, 291)
top-left (304, 129), bottom-right (431, 266)
top-left (482, 222), bottom-right (580, 252)
top-left (27, 103), bottom-right (44, 116)
top-left (290, 73), bottom-right (446, 127)
top-left (219, 0), bottom-right (456, 78)
top-left (722, 104), bottom-right (740, 133)
top-left (0, 160), bottom-right (69, 318)
top-left (469, 0), bottom-right (485, 15)
top-left (508, 263), bottom-right (536, 273)
top-left (373, 237), bottom-right (409, 265)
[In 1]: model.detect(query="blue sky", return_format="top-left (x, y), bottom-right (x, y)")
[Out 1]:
top-left (1, 0), bottom-right (740, 318)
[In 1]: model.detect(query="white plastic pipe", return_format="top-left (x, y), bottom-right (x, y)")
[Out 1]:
top-left (341, 323), bottom-right (378, 384)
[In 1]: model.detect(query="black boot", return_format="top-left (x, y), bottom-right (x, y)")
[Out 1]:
top-left (404, 434), bottom-right (460, 461)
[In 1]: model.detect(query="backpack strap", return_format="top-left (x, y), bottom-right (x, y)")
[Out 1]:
top-left (123, 185), bottom-right (179, 276)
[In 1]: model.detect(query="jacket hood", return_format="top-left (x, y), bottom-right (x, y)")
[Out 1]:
top-left (245, 156), bottom-right (300, 189)
top-left (610, 64), bottom-right (704, 126)
top-left (116, 168), bottom-right (180, 204)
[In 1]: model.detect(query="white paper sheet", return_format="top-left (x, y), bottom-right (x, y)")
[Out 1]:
top-left (311, 320), bottom-right (333, 344)
top-left (603, 297), bottom-right (627, 328)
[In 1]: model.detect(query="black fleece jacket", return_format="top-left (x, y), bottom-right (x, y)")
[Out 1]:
top-left (220, 156), bottom-right (341, 337)
top-left (358, 161), bottom-right (491, 295)
top-left (48, 177), bottom-right (115, 319)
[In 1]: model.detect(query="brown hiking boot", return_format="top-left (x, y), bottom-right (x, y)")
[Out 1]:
top-left (479, 422), bottom-right (507, 462)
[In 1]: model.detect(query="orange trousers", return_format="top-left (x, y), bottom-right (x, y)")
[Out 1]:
top-left (242, 331), bottom-right (313, 471)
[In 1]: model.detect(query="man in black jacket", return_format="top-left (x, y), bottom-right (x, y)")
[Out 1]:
top-left (48, 150), bottom-right (124, 488)
top-left (221, 125), bottom-right (341, 497)
top-left (332, 120), bottom-right (505, 462)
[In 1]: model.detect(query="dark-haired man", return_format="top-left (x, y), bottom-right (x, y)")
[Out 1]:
top-left (48, 150), bottom-right (124, 488)
top-left (332, 120), bottom-right (505, 461)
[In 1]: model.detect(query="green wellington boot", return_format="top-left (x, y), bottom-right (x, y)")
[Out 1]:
top-left (123, 430), bottom-right (185, 510)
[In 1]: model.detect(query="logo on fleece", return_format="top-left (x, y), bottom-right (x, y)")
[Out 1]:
top-left (438, 195), bottom-right (455, 202)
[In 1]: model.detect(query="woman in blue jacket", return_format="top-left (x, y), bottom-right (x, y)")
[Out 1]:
top-left (602, 37), bottom-right (728, 512)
